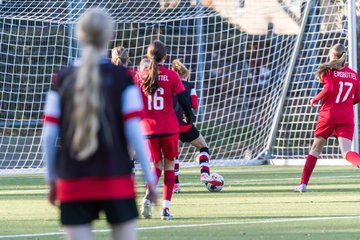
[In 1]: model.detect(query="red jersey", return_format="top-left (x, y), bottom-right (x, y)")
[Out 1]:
top-left (135, 65), bottom-right (185, 135)
top-left (314, 66), bottom-right (360, 124)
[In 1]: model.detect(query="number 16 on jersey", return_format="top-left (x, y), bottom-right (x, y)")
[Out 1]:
top-left (147, 88), bottom-right (164, 110)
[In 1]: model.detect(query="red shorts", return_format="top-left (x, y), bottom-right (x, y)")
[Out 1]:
top-left (146, 134), bottom-right (179, 164)
top-left (314, 121), bottom-right (354, 141)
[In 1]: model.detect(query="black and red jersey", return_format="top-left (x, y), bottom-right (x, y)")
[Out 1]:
top-left (44, 60), bottom-right (143, 202)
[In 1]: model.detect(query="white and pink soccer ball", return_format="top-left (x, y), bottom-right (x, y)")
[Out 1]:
top-left (205, 173), bottom-right (224, 192)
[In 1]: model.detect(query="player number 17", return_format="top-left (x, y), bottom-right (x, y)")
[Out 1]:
top-left (335, 81), bottom-right (353, 103)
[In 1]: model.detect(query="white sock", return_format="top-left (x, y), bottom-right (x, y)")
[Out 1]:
top-left (163, 200), bottom-right (171, 209)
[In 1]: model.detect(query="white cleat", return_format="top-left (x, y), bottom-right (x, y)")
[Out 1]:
top-left (294, 184), bottom-right (307, 192)
top-left (173, 183), bottom-right (181, 193)
top-left (201, 173), bottom-right (223, 186)
top-left (141, 198), bottom-right (152, 219)
top-left (200, 173), bottom-right (211, 184)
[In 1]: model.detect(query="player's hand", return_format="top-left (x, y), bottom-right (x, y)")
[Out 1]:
top-left (182, 115), bottom-right (188, 124)
top-left (146, 183), bottom-right (159, 205)
top-left (310, 98), bottom-right (317, 108)
top-left (48, 181), bottom-right (57, 206)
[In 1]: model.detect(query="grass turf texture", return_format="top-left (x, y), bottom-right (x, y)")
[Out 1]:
top-left (1, 166), bottom-right (360, 239)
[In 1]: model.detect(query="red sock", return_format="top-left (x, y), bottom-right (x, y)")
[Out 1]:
top-left (345, 151), bottom-right (360, 168)
top-left (163, 170), bottom-right (175, 201)
top-left (300, 154), bottom-right (318, 185)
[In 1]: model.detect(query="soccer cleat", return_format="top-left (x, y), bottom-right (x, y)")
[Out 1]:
top-left (294, 183), bottom-right (307, 192)
top-left (200, 173), bottom-right (211, 184)
top-left (200, 172), bottom-right (223, 186)
top-left (140, 198), bottom-right (152, 219)
top-left (173, 183), bottom-right (181, 193)
top-left (160, 208), bottom-right (173, 220)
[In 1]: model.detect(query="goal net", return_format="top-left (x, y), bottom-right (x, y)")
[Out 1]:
top-left (0, 0), bottom-right (358, 173)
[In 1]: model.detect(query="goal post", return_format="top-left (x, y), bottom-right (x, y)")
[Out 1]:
top-left (0, 0), bottom-right (358, 174)
top-left (265, 0), bottom-right (313, 160)
top-left (348, 0), bottom-right (359, 153)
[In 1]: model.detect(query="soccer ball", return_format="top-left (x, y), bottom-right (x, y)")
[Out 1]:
top-left (205, 173), bottom-right (224, 192)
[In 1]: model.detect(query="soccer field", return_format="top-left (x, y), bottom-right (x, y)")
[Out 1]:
top-left (1, 165), bottom-right (360, 240)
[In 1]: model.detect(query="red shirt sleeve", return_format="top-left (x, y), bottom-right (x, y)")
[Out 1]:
top-left (313, 72), bottom-right (334, 103)
top-left (190, 87), bottom-right (199, 109)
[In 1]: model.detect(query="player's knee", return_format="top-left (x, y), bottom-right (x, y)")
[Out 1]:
top-left (155, 162), bottom-right (163, 170)
top-left (311, 139), bottom-right (326, 153)
top-left (163, 158), bottom-right (175, 170)
top-left (310, 144), bottom-right (322, 156)
top-left (311, 144), bottom-right (320, 152)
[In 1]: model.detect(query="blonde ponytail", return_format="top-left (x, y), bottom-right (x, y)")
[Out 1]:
top-left (316, 44), bottom-right (346, 83)
top-left (172, 58), bottom-right (189, 80)
top-left (111, 46), bottom-right (130, 66)
top-left (71, 8), bottom-right (113, 160)
top-left (71, 45), bottom-right (101, 160)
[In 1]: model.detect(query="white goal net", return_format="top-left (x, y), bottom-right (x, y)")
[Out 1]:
top-left (0, 0), bottom-right (358, 173)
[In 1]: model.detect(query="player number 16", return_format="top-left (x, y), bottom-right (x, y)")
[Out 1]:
top-left (147, 87), bottom-right (164, 110)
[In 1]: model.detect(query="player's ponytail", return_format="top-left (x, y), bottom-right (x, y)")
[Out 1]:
top-left (71, 8), bottom-right (113, 161)
top-left (316, 43), bottom-right (346, 83)
top-left (111, 46), bottom-right (130, 66)
top-left (143, 40), bottom-right (167, 95)
top-left (172, 58), bottom-right (189, 80)
top-left (144, 58), bottom-right (160, 95)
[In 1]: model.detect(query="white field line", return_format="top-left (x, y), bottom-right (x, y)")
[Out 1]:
top-left (1, 215), bottom-right (360, 239)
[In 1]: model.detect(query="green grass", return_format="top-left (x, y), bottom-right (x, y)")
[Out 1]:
top-left (1, 166), bottom-right (360, 239)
